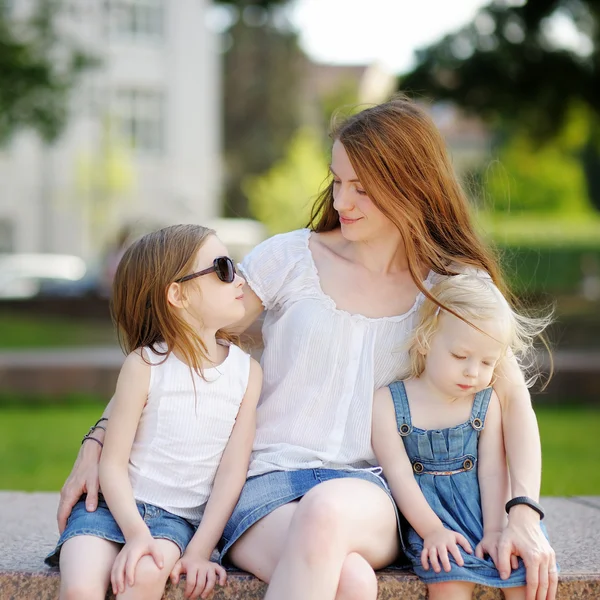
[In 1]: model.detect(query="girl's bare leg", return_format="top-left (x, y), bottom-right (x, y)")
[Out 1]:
top-left (59, 535), bottom-right (120, 600)
top-left (117, 539), bottom-right (181, 600)
top-left (503, 586), bottom-right (527, 600)
top-left (427, 581), bottom-right (475, 600)
top-left (230, 478), bottom-right (398, 600)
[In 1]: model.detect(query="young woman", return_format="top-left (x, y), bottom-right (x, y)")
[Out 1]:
top-left (56, 96), bottom-right (557, 600)
top-left (47, 225), bottom-right (261, 600)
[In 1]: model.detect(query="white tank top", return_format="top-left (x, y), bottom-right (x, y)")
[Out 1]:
top-left (127, 341), bottom-right (251, 525)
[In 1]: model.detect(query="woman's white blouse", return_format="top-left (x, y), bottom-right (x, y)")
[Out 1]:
top-left (239, 228), bottom-right (440, 478)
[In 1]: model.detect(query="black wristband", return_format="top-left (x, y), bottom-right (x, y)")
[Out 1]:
top-left (505, 496), bottom-right (545, 520)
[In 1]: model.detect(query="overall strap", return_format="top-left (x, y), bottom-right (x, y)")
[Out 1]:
top-left (388, 381), bottom-right (413, 436)
top-left (469, 386), bottom-right (494, 431)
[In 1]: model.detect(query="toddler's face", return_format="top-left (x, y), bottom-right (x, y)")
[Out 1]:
top-left (423, 313), bottom-right (506, 399)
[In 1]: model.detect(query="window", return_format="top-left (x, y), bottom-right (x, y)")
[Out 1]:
top-left (113, 89), bottom-right (165, 153)
top-left (108, 0), bottom-right (164, 40)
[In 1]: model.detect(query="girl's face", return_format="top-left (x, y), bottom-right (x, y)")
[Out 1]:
top-left (177, 235), bottom-right (246, 331)
top-left (422, 312), bottom-right (506, 399)
top-left (330, 140), bottom-right (398, 242)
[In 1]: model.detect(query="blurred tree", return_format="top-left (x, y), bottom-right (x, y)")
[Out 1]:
top-left (400, 0), bottom-right (600, 210)
top-left (216, 0), bottom-right (305, 219)
top-left (243, 127), bottom-right (328, 234)
top-left (0, 0), bottom-right (96, 143)
top-left (484, 131), bottom-right (588, 214)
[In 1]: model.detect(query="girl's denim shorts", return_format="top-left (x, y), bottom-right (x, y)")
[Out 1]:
top-left (44, 495), bottom-right (196, 568)
top-left (219, 467), bottom-right (404, 564)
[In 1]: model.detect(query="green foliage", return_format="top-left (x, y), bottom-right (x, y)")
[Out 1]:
top-left (1, 404), bottom-right (597, 494)
top-left (484, 134), bottom-right (590, 214)
top-left (243, 127), bottom-right (329, 234)
top-left (538, 406), bottom-right (600, 496)
top-left (0, 0), bottom-right (97, 143)
top-left (0, 312), bottom-right (116, 349)
top-left (400, 0), bottom-right (600, 210)
top-left (222, 10), bottom-right (305, 219)
top-left (477, 213), bottom-right (600, 296)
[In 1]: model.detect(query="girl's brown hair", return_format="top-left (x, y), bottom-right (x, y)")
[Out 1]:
top-left (110, 224), bottom-right (238, 377)
top-left (308, 94), bottom-right (508, 304)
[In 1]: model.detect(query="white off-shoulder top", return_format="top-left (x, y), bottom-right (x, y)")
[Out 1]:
top-left (239, 228), bottom-right (442, 477)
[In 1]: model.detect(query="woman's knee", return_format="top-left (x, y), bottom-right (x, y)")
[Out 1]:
top-left (336, 553), bottom-right (378, 600)
top-left (290, 488), bottom-right (347, 556)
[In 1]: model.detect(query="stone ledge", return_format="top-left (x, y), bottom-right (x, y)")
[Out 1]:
top-left (1, 493), bottom-right (599, 599)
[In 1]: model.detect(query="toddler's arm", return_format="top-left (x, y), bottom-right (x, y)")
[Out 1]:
top-left (171, 358), bottom-right (262, 599)
top-left (372, 387), bottom-right (472, 573)
top-left (476, 390), bottom-right (510, 565)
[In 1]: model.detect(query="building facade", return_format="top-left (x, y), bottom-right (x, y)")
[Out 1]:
top-left (0, 0), bottom-right (221, 261)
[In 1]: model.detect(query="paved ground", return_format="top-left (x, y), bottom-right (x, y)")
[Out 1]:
top-left (1, 492), bottom-right (599, 599)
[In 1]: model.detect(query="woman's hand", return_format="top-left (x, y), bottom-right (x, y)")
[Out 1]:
top-left (57, 435), bottom-right (104, 532)
top-left (497, 506), bottom-right (558, 600)
top-left (421, 527), bottom-right (473, 573)
top-left (171, 554), bottom-right (227, 600)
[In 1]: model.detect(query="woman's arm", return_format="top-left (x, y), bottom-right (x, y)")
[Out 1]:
top-left (56, 395), bottom-right (115, 532)
top-left (372, 387), bottom-right (472, 572)
top-left (476, 391), bottom-right (509, 564)
top-left (494, 355), bottom-right (558, 600)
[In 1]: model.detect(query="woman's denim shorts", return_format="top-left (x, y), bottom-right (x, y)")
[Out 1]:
top-left (219, 468), bottom-right (404, 565)
top-left (44, 495), bottom-right (196, 568)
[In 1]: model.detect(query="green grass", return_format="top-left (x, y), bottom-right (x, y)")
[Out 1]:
top-left (0, 404), bottom-right (598, 495)
top-left (0, 312), bottom-right (117, 348)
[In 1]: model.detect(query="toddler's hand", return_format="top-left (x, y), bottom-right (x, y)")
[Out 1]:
top-left (476, 530), bottom-right (519, 571)
top-left (111, 533), bottom-right (164, 595)
top-left (171, 554), bottom-right (227, 599)
top-left (421, 527), bottom-right (473, 573)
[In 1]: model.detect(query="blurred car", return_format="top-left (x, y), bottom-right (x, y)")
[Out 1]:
top-left (0, 253), bottom-right (96, 299)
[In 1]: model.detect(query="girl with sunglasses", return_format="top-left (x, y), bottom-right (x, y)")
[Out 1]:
top-left (46, 224), bottom-right (262, 600)
top-left (57, 96), bottom-right (557, 600)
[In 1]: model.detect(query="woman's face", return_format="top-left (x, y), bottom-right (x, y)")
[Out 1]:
top-left (330, 140), bottom-right (397, 242)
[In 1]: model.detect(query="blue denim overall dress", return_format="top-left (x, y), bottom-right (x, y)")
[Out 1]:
top-left (389, 380), bottom-right (545, 587)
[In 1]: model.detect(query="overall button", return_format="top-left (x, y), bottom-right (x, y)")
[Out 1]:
top-left (463, 458), bottom-right (474, 470)
top-left (471, 417), bottom-right (483, 430)
top-left (399, 423), bottom-right (411, 436)
top-left (413, 462), bottom-right (424, 474)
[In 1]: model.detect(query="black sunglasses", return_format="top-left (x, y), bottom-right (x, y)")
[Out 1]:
top-left (175, 256), bottom-right (236, 284)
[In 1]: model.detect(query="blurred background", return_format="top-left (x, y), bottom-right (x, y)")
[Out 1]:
top-left (0, 0), bottom-right (598, 495)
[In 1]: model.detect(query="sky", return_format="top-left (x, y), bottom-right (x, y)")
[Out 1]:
top-left (289, 0), bottom-right (491, 75)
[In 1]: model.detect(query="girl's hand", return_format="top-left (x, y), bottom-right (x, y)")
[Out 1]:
top-left (476, 530), bottom-right (518, 571)
top-left (110, 533), bottom-right (164, 595)
top-left (421, 528), bottom-right (473, 573)
top-left (171, 554), bottom-right (227, 599)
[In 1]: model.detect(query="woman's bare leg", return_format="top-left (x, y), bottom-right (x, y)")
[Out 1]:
top-left (231, 478), bottom-right (398, 600)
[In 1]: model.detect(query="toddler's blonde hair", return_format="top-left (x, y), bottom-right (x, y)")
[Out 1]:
top-left (407, 273), bottom-right (553, 388)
